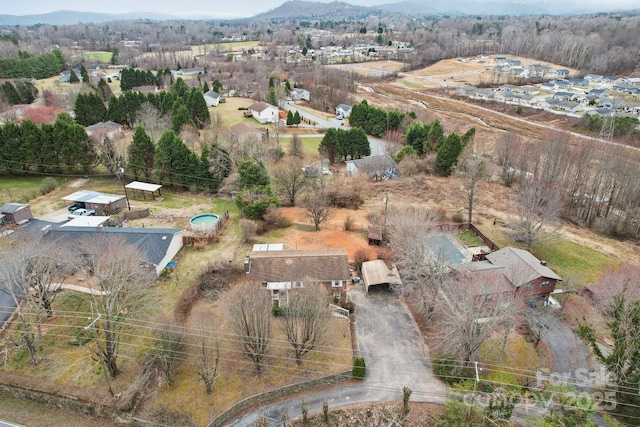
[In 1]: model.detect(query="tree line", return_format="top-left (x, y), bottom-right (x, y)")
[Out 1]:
top-left (0, 114), bottom-right (96, 175)
top-left (74, 76), bottom-right (210, 130)
top-left (0, 49), bottom-right (65, 79)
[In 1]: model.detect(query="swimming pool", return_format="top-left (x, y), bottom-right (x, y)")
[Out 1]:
top-left (428, 234), bottom-right (467, 264)
top-left (189, 213), bottom-right (220, 233)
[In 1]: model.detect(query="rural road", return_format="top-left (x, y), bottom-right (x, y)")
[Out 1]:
top-left (281, 103), bottom-right (391, 156)
top-left (227, 285), bottom-right (448, 426)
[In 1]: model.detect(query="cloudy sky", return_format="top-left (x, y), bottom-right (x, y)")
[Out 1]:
top-left (3, 0), bottom-right (384, 18)
top-left (3, 0), bottom-right (638, 17)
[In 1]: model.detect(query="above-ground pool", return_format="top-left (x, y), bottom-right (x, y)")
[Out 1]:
top-left (190, 213), bottom-right (220, 233)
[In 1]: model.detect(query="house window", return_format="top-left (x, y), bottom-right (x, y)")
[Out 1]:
top-left (294, 281), bottom-right (303, 288)
top-left (333, 292), bottom-right (342, 301)
top-left (332, 280), bottom-right (342, 287)
top-left (272, 290), bottom-right (279, 300)
top-left (541, 281), bottom-right (552, 288)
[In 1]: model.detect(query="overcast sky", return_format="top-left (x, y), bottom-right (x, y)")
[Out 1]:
top-left (3, 0), bottom-right (384, 18)
top-left (3, 0), bottom-right (638, 18)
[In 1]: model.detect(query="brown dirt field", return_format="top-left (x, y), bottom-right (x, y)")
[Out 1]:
top-left (276, 206), bottom-right (384, 263)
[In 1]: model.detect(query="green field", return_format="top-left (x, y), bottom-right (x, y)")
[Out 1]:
top-left (0, 176), bottom-right (63, 205)
top-left (477, 223), bottom-right (617, 286)
top-left (191, 41), bottom-right (260, 53)
top-left (81, 51), bottom-right (112, 62)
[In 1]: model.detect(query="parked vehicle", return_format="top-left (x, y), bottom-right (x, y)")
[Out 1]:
top-left (67, 208), bottom-right (95, 220)
top-left (67, 202), bottom-right (83, 212)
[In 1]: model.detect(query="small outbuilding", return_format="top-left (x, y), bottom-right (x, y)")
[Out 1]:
top-left (361, 259), bottom-right (402, 293)
top-left (0, 203), bottom-right (33, 225)
top-left (125, 181), bottom-right (163, 201)
top-left (62, 190), bottom-right (128, 215)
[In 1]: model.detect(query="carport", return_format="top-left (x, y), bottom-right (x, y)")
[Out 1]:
top-left (125, 181), bottom-right (163, 201)
top-left (361, 259), bottom-right (403, 293)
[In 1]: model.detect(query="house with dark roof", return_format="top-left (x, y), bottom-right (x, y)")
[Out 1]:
top-left (244, 248), bottom-right (350, 305)
top-left (204, 90), bottom-right (220, 107)
top-left (345, 155), bottom-right (397, 180)
top-left (289, 88), bottom-right (310, 101)
top-left (85, 121), bottom-right (124, 141)
top-left (335, 104), bottom-right (352, 118)
top-left (43, 226), bottom-right (184, 277)
top-left (455, 246), bottom-right (562, 302)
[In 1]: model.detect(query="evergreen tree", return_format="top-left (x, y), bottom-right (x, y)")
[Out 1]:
top-left (97, 78), bottom-right (113, 102)
top-left (436, 133), bottom-right (463, 176)
top-left (128, 126), bottom-right (155, 180)
top-left (350, 127), bottom-right (371, 159)
top-left (108, 95), bottom-right (125, 125)
top-left (187, 87), bottom-right (210, 128)
top-left (0, 122), bottom-right (23, 174)
top-left (293, 111), bottom-right (301, 126)
top-left (425, 119), bottom-right (445, 153)
top-left (319, 128), bottom-right (340, 163)
top-left (74, 92), bottom-right (107, 126)
top-left (20, 119), bottom-right (42, 172)
top-left (80, 64), bottom-right (90, 83)
top-left (69, 69), bottom-right (80, 83)
top-left (405, 120), bottom-right (427, 156)
top-left (0, 81), bottom-right (21, 105)
top-left (286, 110), bottom-right (294, 126)
top-left (202, 81), bottom-right (210, 93)
top-left (237, 158), bottom-right (270, 189)
top-left (172, 104), bottom-right (196, 133)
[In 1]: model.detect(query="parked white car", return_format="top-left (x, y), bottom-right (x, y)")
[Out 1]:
top-left (67, 208), bottom-right (96, 220)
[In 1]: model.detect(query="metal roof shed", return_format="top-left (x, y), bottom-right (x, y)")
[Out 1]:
top-left (125, 181), bottom-right (163, 200)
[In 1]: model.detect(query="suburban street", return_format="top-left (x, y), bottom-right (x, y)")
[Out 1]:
top-left (228, 285), bottom-right (448, 426)
top-left (281, 103), bottom-right (392, 156)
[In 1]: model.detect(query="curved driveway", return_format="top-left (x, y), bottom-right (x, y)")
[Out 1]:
top-left (228, 285), bottom-right (447, 426)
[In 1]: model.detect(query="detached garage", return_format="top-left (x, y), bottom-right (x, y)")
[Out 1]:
top-left (0, 203), bottom-right (33, 225)
top-left (62, 190), bottom-right (128, 215)
top-left (361, 259), bottom-right (403, 293)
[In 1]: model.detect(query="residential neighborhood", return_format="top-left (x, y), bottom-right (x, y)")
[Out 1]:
top-left (0, 2), bottom-right (639, 427)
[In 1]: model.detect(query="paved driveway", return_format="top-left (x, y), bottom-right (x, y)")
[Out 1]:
top-left (228, 285), bottom-right (446, 426)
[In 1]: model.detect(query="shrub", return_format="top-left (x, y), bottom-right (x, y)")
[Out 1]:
top-left (353, 357), bottom-right (366, 379)
top-left (354, 249), bottom-right (369, 273)
top-left (343, 214), bottom-right (355, 231)
top-left (451, 212), bottom-right (464, 223)
top-left (433, 354), bottom-right (475, 385)
top-left (340, 300), bottom-right (356, 314)
top-left (272, 304), bottom-right (283, 316)
top-left (239, 218), bottom-right (257, 243)
top-left (263, 205), bottom-right (291, 229)
top-left (39, 177), bottom-right (57, 195)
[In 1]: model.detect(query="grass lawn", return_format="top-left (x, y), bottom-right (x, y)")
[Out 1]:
top-left (80, 51), bottom-right (112, 62)
top-left (0, 176), bottom-right (63, 205)
top-left (476, 223), bottom-right (616, 286)
top-left (191, 41), bottom-right (260, 53)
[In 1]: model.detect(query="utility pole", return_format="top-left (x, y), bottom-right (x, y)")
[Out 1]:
top-left (120, 167), bottom-right (131, 211)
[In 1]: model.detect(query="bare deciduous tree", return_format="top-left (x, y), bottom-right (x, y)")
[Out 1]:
top-left (82, 236), bottom-right (153, 379)
top-left (385, 205), bottom-right (443, 320)
top-left (302, 178), bottom-right (331, 231)
top-left (496, 131), bottom-right (521, 188)
top-left (527, 308), bottom-right (554, 350)
top-left (434, 270), bottom-right (523, 363)
top-left (510, 176), bottom-right (564, 250)
top-left (193, 311), bottom-right (220, 394)
top-left (230, 281), bottom-right (272, 375)
top-left (458, 142), bottom-right (486, 224)
top-left (272, 157), bottom-right (306, 206)
top-left (282, 282), bottom-right (331, 366)
top-left (0, 239), bottom-right (72, 365)
top-left (136, 101), bottom-right (171, 143)
top-left (288, 134), bottom-right (303, 158)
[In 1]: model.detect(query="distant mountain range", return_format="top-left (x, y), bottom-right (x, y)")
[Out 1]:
top-left (0, 1), bottom-right (638, 26)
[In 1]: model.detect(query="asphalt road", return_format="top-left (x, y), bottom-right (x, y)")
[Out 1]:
top-left (281, 103), bottom-right (391, 156)
top-left (228, 285), bottom-right (447, 426)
